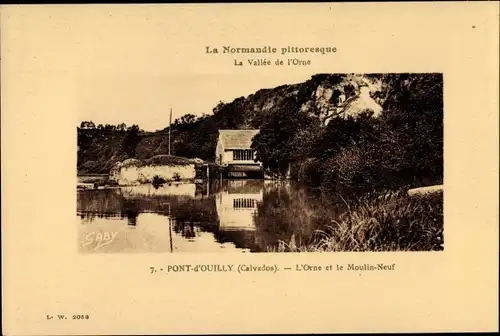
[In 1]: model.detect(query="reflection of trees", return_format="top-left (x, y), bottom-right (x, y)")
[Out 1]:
top-left (254, 183), bottom-right (344, 251)
top-left (169, 197), bottom-right (218, 224)
top-left (172, 219), bottom-right (196, 239)
top-left (121, 199), bottom-right (139, 226)
top-left (78, 212), bottom-right (123, 222)
top-left (254, 188), bottom-right (296, 249)
top-left (77, 189), bottom-right (218, 229)
top-left (169, 197), bottom-right (219, 239)
top-left (77, 189), bottom-right (123, 218)
top-left (212, 230), bottom-right (259, 252)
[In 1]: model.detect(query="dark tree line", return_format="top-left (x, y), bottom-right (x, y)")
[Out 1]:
top-left (251, 73), bottom-right (444, 193)
top-left (77, 122), bottom-right (143, 173)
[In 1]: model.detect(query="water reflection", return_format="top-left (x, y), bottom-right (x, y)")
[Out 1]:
top-left (77, 179), bottom-right (343, 253)
top-left (216, 180), bottom-right (263, 232)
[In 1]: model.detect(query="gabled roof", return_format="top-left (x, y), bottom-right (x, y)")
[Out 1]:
top-left (218, 129), bottom-right (260, 150)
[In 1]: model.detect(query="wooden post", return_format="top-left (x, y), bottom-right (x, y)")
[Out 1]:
top-left (168, 108), bottom-right (172, 155)
top-left (220, 169), bottom-right (223, 190)
top-left (168, 216), bottom-right (173, 253)
top-left (168, 204), bottom-right (173, 252)
top-left (206, 164), bottom-right (210, 197)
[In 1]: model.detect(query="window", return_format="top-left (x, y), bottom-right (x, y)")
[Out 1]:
top-left (233, 150), bottom-right (254, 161)
top-left (233, 198), bottom-right (256, 209)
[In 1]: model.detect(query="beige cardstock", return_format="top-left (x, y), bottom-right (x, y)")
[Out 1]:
top-left (1, 3), bottom-right (499, 334)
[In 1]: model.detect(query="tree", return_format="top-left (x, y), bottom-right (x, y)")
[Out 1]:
top-left (252, 99), bottom-right (313, 177)
top-left (122, 125), bottom-right (141, 158)
top-left (379, 73), bottom-right (444, 186)
top-left (80, 121), bottom-right (95, 129)
top-left (180, 114), bottom-right (197, 124)
top-left (320, 73), bottom-right (444, 191)
top-left (104, 124), bottom-right (116, 131)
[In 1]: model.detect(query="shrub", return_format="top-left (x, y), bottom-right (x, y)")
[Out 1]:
top-left (172, 172), bottom-right (181, 182)
top-left (151, 175), bottom-right (166, 188)
top-left (143, 155), bottom-right (194, 166)
top-left (319, 157), bottom-right (340, 193)
top-left (329, 144), bottom-right (376, 193)
top-left (296, 157), bottom-right (324, 186)
top-left (79, 160), bottom-right (100, 174)
top-left (304, 191), bottom-right (443, 252)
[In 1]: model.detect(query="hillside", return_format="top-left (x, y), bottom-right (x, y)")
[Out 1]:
top-left (78, 73), bottom-right (389, 174)
top-left (78, 72), bottom-right (443, 194)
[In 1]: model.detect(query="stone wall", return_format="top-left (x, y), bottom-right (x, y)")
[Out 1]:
top-left (110, 164), bottom-right (196, 185)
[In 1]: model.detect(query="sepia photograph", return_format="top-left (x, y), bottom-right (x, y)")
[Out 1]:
top-left (77, 73), bottom-right (444, 253)
top-left (3, 3), bottom-right (498, 334)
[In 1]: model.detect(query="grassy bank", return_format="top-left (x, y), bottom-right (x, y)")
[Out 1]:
top-left (272, 190), bottom-right (443, 252)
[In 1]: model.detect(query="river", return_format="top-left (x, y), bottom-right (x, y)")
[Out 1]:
top-left (77, 178), bottom-right (345, 253)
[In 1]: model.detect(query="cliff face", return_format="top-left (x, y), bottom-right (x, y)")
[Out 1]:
top-left (216, 73), bottom-right (385, 129)
top-left (77, 74), bottom-right (388, 174)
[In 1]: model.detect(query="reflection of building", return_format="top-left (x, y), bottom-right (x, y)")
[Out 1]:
top-left (215, 130), bottom-right (263, 178)
top-left (121, 183), bottom-right (196, 198)
top-left (215, 180), bottom-right (263, 231)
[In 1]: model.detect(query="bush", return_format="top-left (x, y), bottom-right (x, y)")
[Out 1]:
top-left (143, 155), bottom-right (194, 166)
top-left (172, 172), bottom-right (181, 182)
top-left (328, 144), bottom-right (378, 193)
top-left (299, 191), bottom-right (443, 252)
top-left (296, 157), bottom-right (324, 186)
top-left (151, 175), bottom-right (166, 188)
top-left (79, 160), bottom-right (100, 174)
top-left (319, 157), bottom-right (340, 193)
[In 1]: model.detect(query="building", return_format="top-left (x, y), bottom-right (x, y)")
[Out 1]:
top-left (109, 156), bottom-right (196, 185)
top-left (215, 129), bottom-right (262, 178)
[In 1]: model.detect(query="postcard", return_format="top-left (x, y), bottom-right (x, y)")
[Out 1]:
top-left (2, 2), bottom-right (499, 334)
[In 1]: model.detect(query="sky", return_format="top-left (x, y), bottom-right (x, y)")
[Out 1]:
top-left (78, 72), bottom-right (314, 132)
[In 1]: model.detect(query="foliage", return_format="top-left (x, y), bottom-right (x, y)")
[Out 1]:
top-left (270, 190), bottom-right (443, 252)
top-left (284, 73), bottom-right (443, 193)
top-left (254, 183), bottom-right (338, 250)
top-left (122, 125), bottom-right (141, 158)
top-left (296, 157), bottom-right (324, 186)
top-left (306, 191), bottom-right (443, 252)
top-left (172, 172), bottom-right (181, 182)
top-left (251, 97), bottom-right (315, 177)
top-left (151, 175), bottom-right (166, 188)
top-left (142, 155), bottom-right (195, 166)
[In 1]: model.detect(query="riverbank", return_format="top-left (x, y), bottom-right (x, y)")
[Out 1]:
top-left (77, 179), bottom-right (443, 252)
top-left (270, 189), bottom-right (443, 252)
